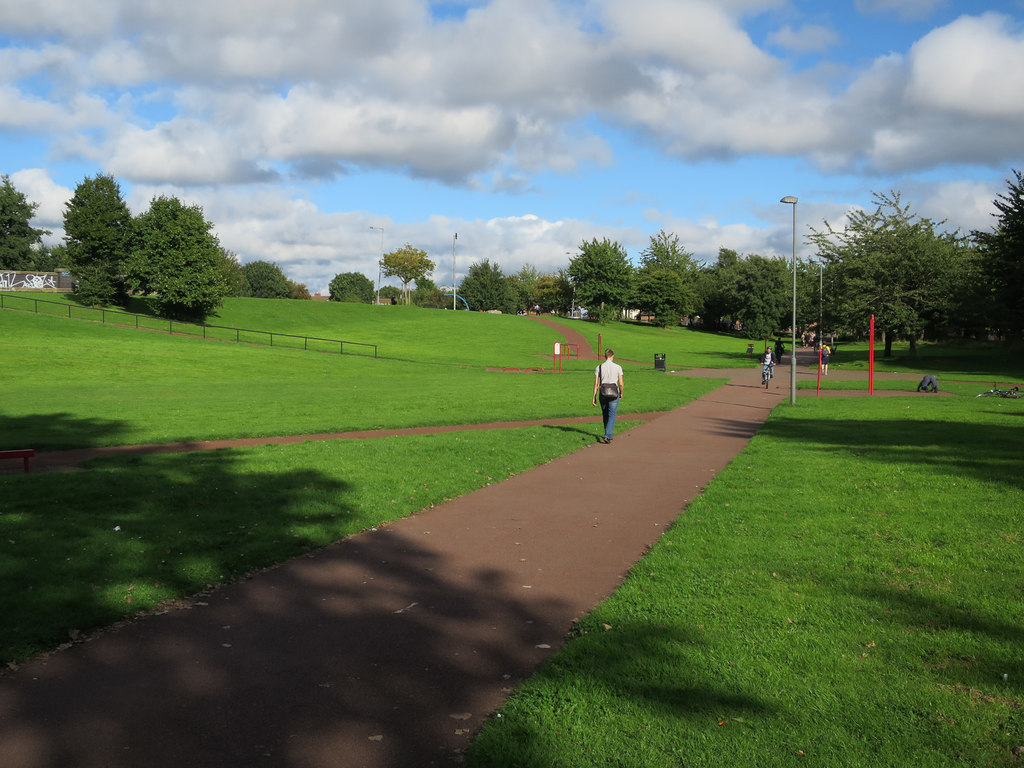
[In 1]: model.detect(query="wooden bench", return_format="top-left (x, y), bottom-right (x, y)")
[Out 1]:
top-left (0, 449), bottom-right (35, 473)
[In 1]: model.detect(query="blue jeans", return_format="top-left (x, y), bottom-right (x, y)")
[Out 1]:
top-left (600, 396), bottom-right (619, 440)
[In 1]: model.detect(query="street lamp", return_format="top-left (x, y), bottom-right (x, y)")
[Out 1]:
top-left (452, 232), bottom-right (458, 311)
top-left (816, 259), bottom-right (823, 343)
top-left (369, 225), bottom-right (384, 305)
top-left (780, 196), bottom-right (798, 405)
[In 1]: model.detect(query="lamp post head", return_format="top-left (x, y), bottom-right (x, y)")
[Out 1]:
top-left (780, 196), bottom-right (798, 205)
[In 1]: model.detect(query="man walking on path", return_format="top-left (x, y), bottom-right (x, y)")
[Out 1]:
top-left (593, 348), bottom-right (624, 444)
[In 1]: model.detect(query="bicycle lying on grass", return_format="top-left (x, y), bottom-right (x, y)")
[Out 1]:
top-left (977, 384), bottom-right (1022, 398)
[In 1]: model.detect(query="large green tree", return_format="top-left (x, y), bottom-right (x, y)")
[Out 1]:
top-left (810, 191), bottom-right (976, 356)
top-left (124, 195), bottom-right (226, 321)
top-left (64, 173), bottom-right (132, 306)
top-left (381, 244), bottom-right (435, 304)
top-left (534, 271), bottom-right (573, 315)
top-left (731, 255), bottom-right (790, 341)
top-left (633, 231), bottom-right (698, 326)
top-left (242, 260), bottom-right (291, 298)
top-left (567, 238), bottom-right (632, 323)
top-left (973, 169), bottom-right (1024, 339)
top-left (0, 175), bottom-right (48, 270)
top-left (329, 271), bottom-right (375, 303)
top-left (694, 248), bottom-right (741, 330)
top-left (458, 259), bottom-right (517, 313)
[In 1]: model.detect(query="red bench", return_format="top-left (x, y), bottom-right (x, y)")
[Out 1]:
top-left (0, 449), bottom-right (35, 473)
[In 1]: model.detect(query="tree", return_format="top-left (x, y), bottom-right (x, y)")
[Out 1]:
top-left (534, 271), bottom-right (573, 314)
top-left (411, 276), bottom-right (445, 307)
top-left (218, 249), bottom-right (249, 297)
top-left (380, 244), bottom-right (435, 304)
top-left (973, 169), bottom-right (1024, 339)
top-left (730, 255), bottom-right (789, 340)
top-left (638, 230), bottom-right (698, 279)
top-left (0, 175), bottom-right (48, 270)
top-left (567, 238), bottom-right (632, 323)
top-left (30, 243), bottom-right (69, 273)
top-left (694, 248), bottom-right (742, 330)
top-left (124, 195), bottom-right (227, 321)
top-left (633, 231), bottom-right (698, 325)
top-left (329, 271), bottom-right (375, 303)
top-left (509, 263), bottom-right (540, 313)
top-left (64, 174), bottom-right (132, 306)
top-left (241, 260), bottom-right (291, 298)
top-left (287, 280), bottom-right (311, 300)
top-left (810, 191), bottom-right (975, 356)
top-left (458, 259), bottom-right (518, 313)
top-left (633, 269), bottom-right (691, 327)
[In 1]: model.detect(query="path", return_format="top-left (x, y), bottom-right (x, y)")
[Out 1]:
top-left (0, 347), bottom-right (931, 767)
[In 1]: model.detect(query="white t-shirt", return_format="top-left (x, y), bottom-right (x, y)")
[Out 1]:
top-left (596, 361), bottom-right (624, 384)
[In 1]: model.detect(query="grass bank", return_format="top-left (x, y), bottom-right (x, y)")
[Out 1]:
top-left (465, 394), bottom-right (1024, 768)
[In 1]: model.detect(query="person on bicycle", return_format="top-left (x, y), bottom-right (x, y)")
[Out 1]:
top-left (761, 347), bottom-right (775, 380)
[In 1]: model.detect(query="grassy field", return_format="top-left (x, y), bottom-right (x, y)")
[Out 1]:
top-left (3, 295), bottom-right (1023, 766)
top-left (1, 291), bottom-right (764, 370)
top-left (0, 301), bottom-right (717, 661)
top-left (466, 395), bottom-right (1024, 768)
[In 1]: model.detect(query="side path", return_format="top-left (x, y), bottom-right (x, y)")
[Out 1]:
top-left (0, 370), bottom-right (784, 768)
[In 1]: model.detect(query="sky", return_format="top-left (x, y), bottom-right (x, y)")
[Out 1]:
top-left (2, 0), bottom-right (1022, 295)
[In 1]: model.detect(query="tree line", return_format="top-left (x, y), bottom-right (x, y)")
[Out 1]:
top-left (0, 173), bottom-right (310, 320)
top-left (3, 170), bottom-right (1023, 348)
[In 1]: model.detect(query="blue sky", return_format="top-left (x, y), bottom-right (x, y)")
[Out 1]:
top-left (1, 0), bottom-right (1022, 294)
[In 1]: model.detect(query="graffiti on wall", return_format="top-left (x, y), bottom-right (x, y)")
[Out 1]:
top-left (0, 272), bottom-right (59, 290)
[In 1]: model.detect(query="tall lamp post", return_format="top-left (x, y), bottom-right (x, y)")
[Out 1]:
top-left (780, 196), bottom-right (798, 405)
top-left (368, 224), bottom-right (385, 305)
top-left (452, 232), bottom-right (458, 310)
top-left (816, 259), bottom-right (823, 342)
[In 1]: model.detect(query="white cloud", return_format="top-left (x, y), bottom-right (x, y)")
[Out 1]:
top-left (907, 13), bottom-right (1024, 118)
top-left (10, 169), bottom-right (72, 236)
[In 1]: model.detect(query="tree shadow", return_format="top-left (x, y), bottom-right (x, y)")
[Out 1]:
top-left (0, 447), bottom-right (586, 767)
top-left (0, 412), bottom-right (130, 454)
top-left (758, 416), bottom-right (1024, 491)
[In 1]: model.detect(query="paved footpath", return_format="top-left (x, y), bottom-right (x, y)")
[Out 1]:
top-left (0, 353), bottom-right (880, 768)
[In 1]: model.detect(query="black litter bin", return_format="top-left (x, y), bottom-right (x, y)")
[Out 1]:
top-left (654, 353), bottom-right (666, 371)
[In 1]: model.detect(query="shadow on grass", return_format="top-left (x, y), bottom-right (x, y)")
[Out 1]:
top-left (0, 447), bottom-right (581, 767)
top-left (466, 620), bottom-right (775, 767)
top-left (0, 412), bottom-right (129, 453)
top-left (758, 416), bottom-right (1024, 491)
top-left (842, 579), bottom-right (1024, 704)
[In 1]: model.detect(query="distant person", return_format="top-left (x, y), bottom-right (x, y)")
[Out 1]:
top-left (917, 374), bottom-right (939, 393)
top-left (820, 343), bottom-right (831, 375)
top-left (593, 348), bottom-right (624, 444)
top-left (761, 347), bottom-right (775, 379)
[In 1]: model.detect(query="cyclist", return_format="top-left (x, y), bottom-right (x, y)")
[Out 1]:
top-left (761, 347), bottom-right (775, 384)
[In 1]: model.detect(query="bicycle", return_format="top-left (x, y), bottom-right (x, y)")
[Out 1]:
top-left (977, 384), bottom-right (1022, 398)
top-left (761, 363), bottom-right (773, 389)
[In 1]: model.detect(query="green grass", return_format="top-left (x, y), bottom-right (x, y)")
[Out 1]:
top-left (2, 310), bottom-right (718, 450)
top-left (2, 291), bottom-right (766, 369)
top-left (4, 293), bottom-right (1023, 765)
top-left (826, 341), bottom-right (1024, 380)
top-left (0, 427), bottom-right (602, 663)
top-left (465, 395), bottom-right (1024, 768)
